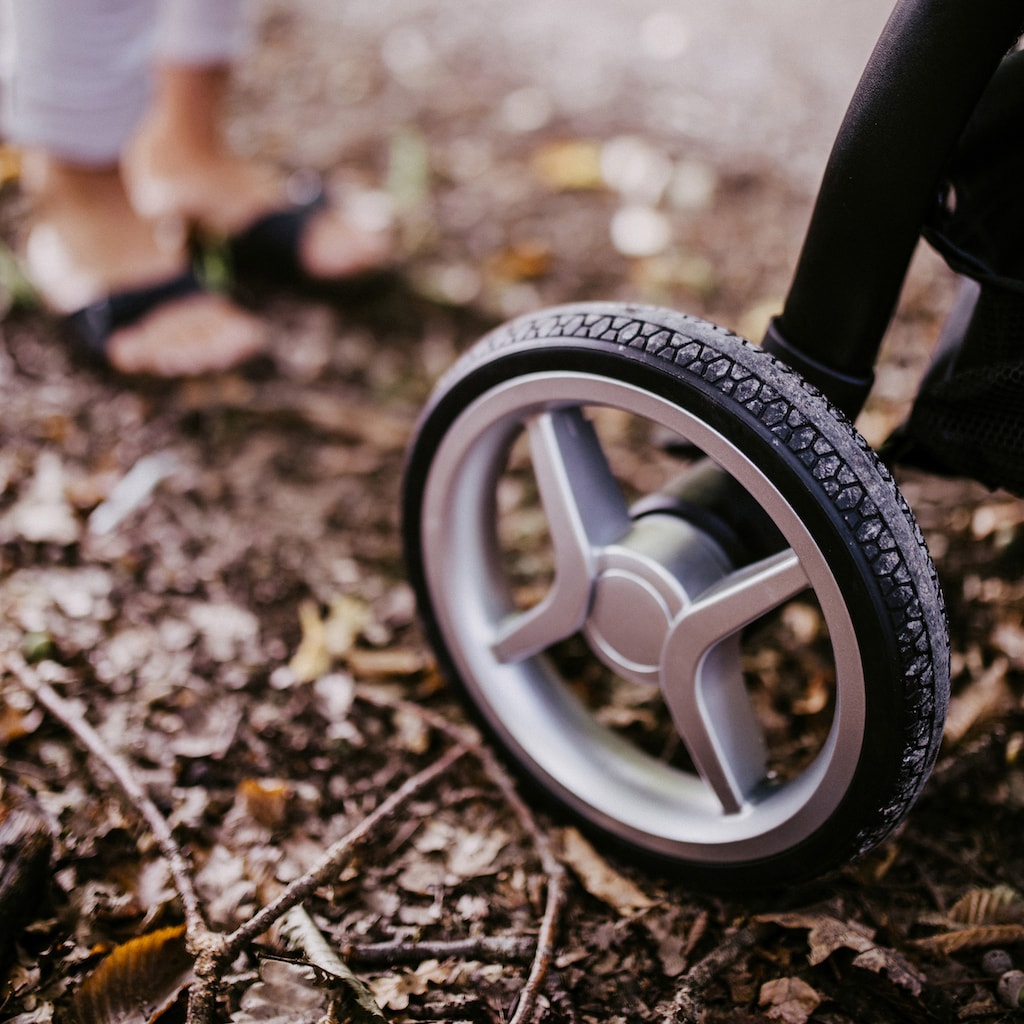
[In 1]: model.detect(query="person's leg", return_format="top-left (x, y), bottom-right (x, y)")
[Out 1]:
top-left (0, 0), bottom-right (266, 376)
top-left (125, 0), bottom-right (393, 281)
top-left (0, 0), bottom-right (154, 164)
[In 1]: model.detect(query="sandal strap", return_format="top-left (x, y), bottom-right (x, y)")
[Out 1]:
top-left (66, 269), bottom-right (204, 358)
top-left (227, 186), bottom-right (328, 280)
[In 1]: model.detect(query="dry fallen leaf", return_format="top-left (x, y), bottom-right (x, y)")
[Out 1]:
top-left (913, 924), bottom-right (1024, 956)
top-left (275, 904), bottom-right (389, 1024)
top-left (238, 778), bottom-right (291, 829)
top-left (323, 595), bottom-right (372, 661)
top-left (759, 976), bottom-right (823, 1024)
top-left (67, 925), bottom-right (192, 1024)
top-left (913, 885), bottom-right (1024, 954)
top-left (2, 452), bottom-right (80, 546)
top-left (289, 595), bottom-right (372, 683)
top-left (347, 647), bottom-right (426, 679)
top-left (531, 140), bottom-right (604, 191)
top-left (230, 958), bottom-right (331, 1024)
top-left (949, 884), bottom-right (1024, 926)
top-left (368, 959), bottom-right (451, 1011)
top-left (289, 600), bottom-right (332, 683)
top-left (943, 657), bottom-right (1012, 747)
top-left (762, 911), bottom-right (924, 995)
top-left (486, 240), bottom-right (553, 281)
top-left (559, 827), bottom-right (653, 916)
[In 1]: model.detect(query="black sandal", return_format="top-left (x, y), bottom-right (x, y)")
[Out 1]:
top-left (64, 268), bottom-right (204, 363)
top-left (225, 185), bottom-right (329, 285)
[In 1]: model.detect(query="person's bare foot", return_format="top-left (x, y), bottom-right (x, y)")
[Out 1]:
top-left (123, 63), bottom-right (394, 282)
top-left (21, 154), bottom-right (267, 377)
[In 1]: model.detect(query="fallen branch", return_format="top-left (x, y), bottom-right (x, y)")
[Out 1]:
top-left (668, 921), bottom-right (772, 1024)
top-left (357, 690), bottom-right (570, 1024)
top-left (477, 742), bottom-right (568, 1024)
top-left (181, 744), bottom-right (470, 1024)
top-left (9, 655), bottom-right (470, 1024)
top-left (344, 935), bottom-right (535, 967)
top-left (7, 656), bottom-right (207, 937)
top-left (225, 742), bottom-right (468, 953)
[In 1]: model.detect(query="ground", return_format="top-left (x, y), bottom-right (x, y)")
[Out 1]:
top-left (3, 2), bottom-right (1024, 1022)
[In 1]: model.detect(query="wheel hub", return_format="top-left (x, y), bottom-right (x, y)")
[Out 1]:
top-left (583, 514), bottom-right (731, 685)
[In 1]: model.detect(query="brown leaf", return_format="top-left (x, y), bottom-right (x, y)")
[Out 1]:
top-left (486, 241), bottom-right (553, 281)
top-left (943, 657), bottom-right (1012, 747)
top-left (559, 827), bottom-right (652, 915)
top-left (912, 924), bottom-right (1024, 956)
top-left (367, 959), bottom-right (451, 1011)
top-left (230, 958), bottom-right (331, 1024)
top-left (948, 885), bottom-right (1024, 926)
top-left (761, 911), bottom-right (924, 995)
top-left (275, 905), bottom-right (389, 1024)
top-left (759, 977), bottom-right (823, 1024)
top-left (0, 143), bottom-right (21, 186)
top-left (67, 925), bottom-right (192, 1024)
top-left (238, 778), bottom-right (291, 829)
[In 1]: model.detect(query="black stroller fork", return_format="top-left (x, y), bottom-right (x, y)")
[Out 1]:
top-left (764, 0), bottom-right (1024, 419)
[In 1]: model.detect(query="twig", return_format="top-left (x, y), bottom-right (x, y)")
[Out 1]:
top-left (9, 654), bottom-right (470, 1024)
top-left (356, 691), bottom-right (569, 1024)
top-left (185, 743), bottom-right (467, 1024)
top-left (344, 935), bottom-right (535, 968)
top-left (667, 921), bottom-right (772, 1024)
top-left (224, 742), bottom-right (468, 955)
top-left (477, 742), bottom-right (567, 1024)
top-left (7, 656), bottom-right (207, 937)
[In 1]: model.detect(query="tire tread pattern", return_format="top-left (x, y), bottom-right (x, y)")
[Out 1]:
top-left (421, 301), bottom-right (950, 871)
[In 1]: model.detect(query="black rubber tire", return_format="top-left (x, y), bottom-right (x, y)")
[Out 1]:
top-left (402, 302), bottom-right (949, 890)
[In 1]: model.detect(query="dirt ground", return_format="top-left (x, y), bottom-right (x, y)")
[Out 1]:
top-left (3, 2), bottom-right (1024, 1022)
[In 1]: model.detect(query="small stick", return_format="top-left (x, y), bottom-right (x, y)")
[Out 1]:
top-left (668, 922), bottom-right (770, 1024)
top-left (357, 691), bottom-right (569, 1024)
top-left (477, 742), bottom-right (567, 1024)
top-left (344, 935), bottom-right (535, 967)
top-left (7, 656), bottom-right (207, 937)
top-left (224, 742), bottom-right (468, 955)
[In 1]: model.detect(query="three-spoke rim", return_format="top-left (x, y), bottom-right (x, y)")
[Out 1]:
top-left (419, 371), bottom-right (865, 861)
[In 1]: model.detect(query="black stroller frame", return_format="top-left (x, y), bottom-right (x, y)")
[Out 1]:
top-left (400, 0), bottom-right (1024, 890)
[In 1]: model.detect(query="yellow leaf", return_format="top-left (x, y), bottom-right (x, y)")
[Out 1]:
top-left (532, 140), bottom-right (603, 191)
top-left (323, 595), bottom-right (372, 660)
top-left (289, 599), bottom-right (331, 683)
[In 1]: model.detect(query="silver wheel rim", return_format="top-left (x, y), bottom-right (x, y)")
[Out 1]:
top-left (420, 370), bottom-right (865, 863)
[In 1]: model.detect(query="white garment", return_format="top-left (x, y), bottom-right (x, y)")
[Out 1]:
top-left (0, 0), bottom-right (247, 164)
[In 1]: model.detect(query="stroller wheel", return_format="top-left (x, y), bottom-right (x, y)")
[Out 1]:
top-left (402, 302), bottom-right (949, 890)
